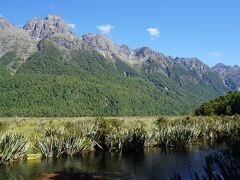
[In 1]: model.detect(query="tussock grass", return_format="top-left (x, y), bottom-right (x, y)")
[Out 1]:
top-left (0, 115), bottom-right (239, 163)
top-left (0, 133), bottom-right (28, 164)
top-left (38, 128), bottom-right (92, 158)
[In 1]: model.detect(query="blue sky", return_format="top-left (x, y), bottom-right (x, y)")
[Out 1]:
top-left (1, 0), bottom-right (240, 66)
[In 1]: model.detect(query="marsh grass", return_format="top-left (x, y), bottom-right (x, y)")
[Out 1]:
top-left (0, 133), bottom-right (28, 164)
top-left (0, 116), bottom-right (239, 162)
top-left (38, 128), bottom-right (92, 158)
top-left (120, 128), bottom-right (146, 153)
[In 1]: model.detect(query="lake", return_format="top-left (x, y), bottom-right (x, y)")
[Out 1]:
top-left (0, 144), bottom-right (213, 180)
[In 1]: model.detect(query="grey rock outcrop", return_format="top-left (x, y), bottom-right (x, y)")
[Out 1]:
top-left (212, 63), bottom-right (240, 90)
top-left (23, 15), bottom-right (73, 39)
top-left (81, 33), bottom-right (173, 69)
top-left (175, 57), bottom-right (210, 76)
top-left (0, 16), bottom-right (37, 71)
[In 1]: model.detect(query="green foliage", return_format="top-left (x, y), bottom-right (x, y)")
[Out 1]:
top-left (155, 124), bottom-right (200, 148)
top-left (0, 51), bottom-right (22, 71)
top-left (0, 61), bottom-right (10, 77)
top-left (38, 128), bottom-right (91, 158)
top-left (87, 118), bottom-right (123, 151)
top-left (0, 133), bottom-right (28, 164)
top-left (195, 91), bottom-right (240, 115)
top-left (120, 128), bottom-right (146, 153)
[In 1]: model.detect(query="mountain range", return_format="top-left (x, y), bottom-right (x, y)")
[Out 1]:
top-left (0, 15), bottom-right (239, 116)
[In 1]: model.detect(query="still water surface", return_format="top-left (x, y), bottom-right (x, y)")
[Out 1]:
top-left (0, 145), bottom-right (213, 180)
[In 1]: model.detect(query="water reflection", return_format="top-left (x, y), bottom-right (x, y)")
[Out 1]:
top-left (0, 145), bottom-right (213, 180)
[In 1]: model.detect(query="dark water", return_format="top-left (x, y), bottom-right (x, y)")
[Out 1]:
top-left (0, 145), bottom-right (213, 180)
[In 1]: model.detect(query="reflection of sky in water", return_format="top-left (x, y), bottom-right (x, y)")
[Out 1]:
top-left (0, 145), bottom-right (214, 180)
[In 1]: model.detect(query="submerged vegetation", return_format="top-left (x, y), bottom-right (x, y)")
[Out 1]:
top-left (0, 116), bottom-right (239, 164)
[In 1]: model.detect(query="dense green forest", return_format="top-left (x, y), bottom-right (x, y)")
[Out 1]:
top-left (195, 91), bottom-right (240, 115)
top-left (0, 42), bottom-right (226, 116)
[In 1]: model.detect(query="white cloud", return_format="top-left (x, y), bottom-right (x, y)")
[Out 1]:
top-left (147, 27), bottom-right (160, 38)
top-left (67, 23), bottom-right (76, 30)
top-left (208, 52), bottom-right (222, 58)
top-left (97, 24), bottom-right (114, 34)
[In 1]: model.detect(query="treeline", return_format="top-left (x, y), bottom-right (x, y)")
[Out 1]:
top-left (195, 91), bottom-right (240, 116)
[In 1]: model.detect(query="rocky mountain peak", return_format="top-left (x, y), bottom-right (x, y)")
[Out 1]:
top-left (134, 47), bottom-right (152, 58)
top-left (81, 33), bottom-right (117, 52)
top-left (175, 57), bottom-right (210, 76)
top-left (23, 14), bottom-right (73, 39)
top-left (134, 47), bottom-right (165, 60)
top-left (212, 64), bottom-right (240, 91)
top-left (46, 15), bottom-right (63, 21)
top-left (176, 57), bottom-right (208, 67)
top-left (212, 63), bottom-right (240, 73)
top-left (118, 44), bottom-right (132, 57)
top-left (213, 63), bottom-right (227, 68)
top-left (212, 63), bottom-right (229, 72)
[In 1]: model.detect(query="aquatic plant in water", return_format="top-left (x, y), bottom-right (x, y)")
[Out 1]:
top-left (155, 125), bottom-right (201, 148)
top-left (0, 133), bottom-right (28, 164)
top-left (119, 128), bottom-right (146, 153)
top-left (38, 128), bottom-right (92, 158)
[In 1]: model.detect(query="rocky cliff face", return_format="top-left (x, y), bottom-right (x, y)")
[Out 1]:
top-left (0, 17), bottom-right (37, 72)
top-left (175, 57), bottom-right (209, 73)
top-left (0, 15), bottom-right (84, 72)
top-left (23, 15), bottom-right (85, 51)
top-left (23, 15), bottom-right (73, 39)
top-left (81, 33), bottom-right (137, 65)
top-left (212, 63), bottom-right (240, 91)
top-left (81, 33), bottom-right (173, 69)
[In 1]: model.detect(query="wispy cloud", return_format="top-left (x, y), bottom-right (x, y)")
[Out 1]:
top-left (67, 23), bottom-right (76, 30)
top-left (208, 51), bottom-right (222, 58)
top-left (147, 27), bottom-right (160, 39)
top-left (97, 24), bottom-right (114, 34)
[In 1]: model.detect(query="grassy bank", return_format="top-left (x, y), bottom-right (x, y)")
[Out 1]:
top-left (0, 116), bottom-right (239, 164)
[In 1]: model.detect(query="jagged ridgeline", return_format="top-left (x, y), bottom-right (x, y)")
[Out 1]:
top-left (0, 15), bottom-right (239, 116)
